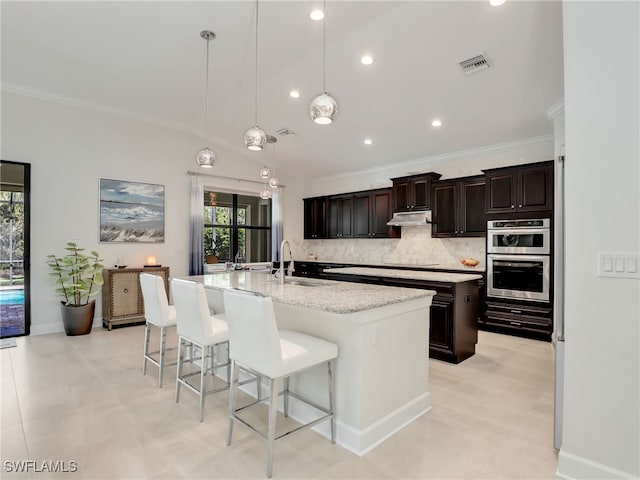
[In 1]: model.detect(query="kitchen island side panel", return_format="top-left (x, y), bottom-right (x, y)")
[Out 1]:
top-left (203, 284), bottom-right (432, 456)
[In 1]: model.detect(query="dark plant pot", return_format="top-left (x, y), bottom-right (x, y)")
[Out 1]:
top-left (60, 300), bottom-right (95, 336)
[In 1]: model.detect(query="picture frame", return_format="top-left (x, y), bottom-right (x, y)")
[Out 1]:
top-left (99, 178), bottom-right (165, 243)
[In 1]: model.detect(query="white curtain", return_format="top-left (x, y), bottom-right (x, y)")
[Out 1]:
top-left (189, 175), bottom-right (204, 275)
top-left (271, 187), bottom-right (284, 262)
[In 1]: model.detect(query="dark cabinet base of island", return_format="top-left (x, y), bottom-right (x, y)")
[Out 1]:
top-left (323, 272), bottom-right (479, 364)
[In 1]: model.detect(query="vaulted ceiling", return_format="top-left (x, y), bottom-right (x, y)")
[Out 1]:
top-left (1, 1), bottom-right (564, 178)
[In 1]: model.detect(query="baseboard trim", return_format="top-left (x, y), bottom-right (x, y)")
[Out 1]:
top-left (30, 317), bottom-right (103, 336)
top-left (235, 376), bottom-right (430, 457)
top-left (557, 449), bottom-right (639, 480)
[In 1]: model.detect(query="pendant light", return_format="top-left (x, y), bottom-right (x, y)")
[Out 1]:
top-left (309, 0), bottom-right (338, 124)
top-left (267, 136), bottom-right (280, 187)
top-left (244, 0), bottom-right (267, 151)
top-left (259, 166), bottom-right (271, 178)
top-left (196, 31), bottom-right (217, 168)
top-left (259, 168), bottom-right (271, 199)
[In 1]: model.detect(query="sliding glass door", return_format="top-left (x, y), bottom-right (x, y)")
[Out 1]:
top-left (0, 160), bottom-right (30, 337)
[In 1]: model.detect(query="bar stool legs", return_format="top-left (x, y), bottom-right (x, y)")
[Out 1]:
top-left (266, 378), bottom-right (279, 478)
top-left (329, 359), bottom-right (336, 444)
top-left (142, 323), bottom-right (174, 388)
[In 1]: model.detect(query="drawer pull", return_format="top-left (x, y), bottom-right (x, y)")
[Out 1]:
top-left (123, 288), bottom-right (129, 293)
top-left (510, 321), bottom-right (521, 326)
top-left (510, 309), bottom-right (522, 314)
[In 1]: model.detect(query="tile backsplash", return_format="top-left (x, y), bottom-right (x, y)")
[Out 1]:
top-left (294, 226), bottom-right (486, 270)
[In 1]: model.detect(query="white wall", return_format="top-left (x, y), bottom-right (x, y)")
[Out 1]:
top-left (558, 2), bottom-right (639, 479)
top-left (1, 92), bottom-right (308, 334)
top-left (309, 135), bottom-right (554, 197)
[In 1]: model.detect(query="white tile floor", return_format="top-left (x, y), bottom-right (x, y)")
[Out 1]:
top-left (1, 327), bottom-right (559, 479)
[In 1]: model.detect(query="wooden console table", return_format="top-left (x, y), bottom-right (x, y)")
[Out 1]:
top-left (102, 267), bottom-right (170, 330)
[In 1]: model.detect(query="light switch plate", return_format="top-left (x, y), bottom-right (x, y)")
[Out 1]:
top-left (598, 252), bottom-right (640, 279)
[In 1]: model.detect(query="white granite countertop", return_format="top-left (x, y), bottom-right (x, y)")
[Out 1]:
top-left (324, 267), bottom-right (483, 283)
top-left (297, 259), bottom-right (486, 273)
top-left (185, 271), bottom-right (434, 314)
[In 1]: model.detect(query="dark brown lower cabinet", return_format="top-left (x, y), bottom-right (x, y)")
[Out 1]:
top-left (410, 279), bottom-right (477, 364)
top-left (322, 271), bottom-right (478, 364)
top-left (482, 299), bottom-right (552, 340)
top-left (429, 298), bottom-right (453, 354)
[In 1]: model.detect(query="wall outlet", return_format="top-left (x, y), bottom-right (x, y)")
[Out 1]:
top-left (597, 252), bottom-right (640, 279)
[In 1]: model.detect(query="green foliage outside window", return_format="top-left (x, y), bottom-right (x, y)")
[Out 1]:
top-left (203, 205), bottom-right (246, 262)
top-left (0, 191), bottom-right (25, 285)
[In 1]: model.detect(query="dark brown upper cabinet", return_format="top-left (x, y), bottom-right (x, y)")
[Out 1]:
top-left (353, 188), bottom-right (398, 239)
top-left (328, 194), bottom-right (353, 239)
top-left (303, 197), bottom-right (328, 239)
top-left (391, 172), bottom-right (441, 212)
top-left (432, 175), bottom-right (486, 238)
top-left (483, 161), bottom-right (553, 215)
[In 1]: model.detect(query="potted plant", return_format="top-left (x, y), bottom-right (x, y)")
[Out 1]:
top-left (47, 242), bottom-right (104, 336)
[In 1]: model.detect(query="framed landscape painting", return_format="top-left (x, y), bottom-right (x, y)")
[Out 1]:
top-left (99, 178), bottom-right (165, 243)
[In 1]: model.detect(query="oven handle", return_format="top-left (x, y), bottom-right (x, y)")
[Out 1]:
top-left (488, 254), bottom-right (550, 262)
top-left (492, 261), bottom-right (541, 268)
top-left (487, 227), bottom-right (550, 235)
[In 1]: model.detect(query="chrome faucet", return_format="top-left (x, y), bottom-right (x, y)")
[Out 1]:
top-left (279, 239), bottom-right (294, 284)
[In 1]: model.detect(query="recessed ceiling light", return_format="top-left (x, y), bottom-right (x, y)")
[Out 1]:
top-left (431, 119), bottom-right (443, 127)
top-left (310, 9), bottom-right (324, 21)
top-left (364, 138), bottom-right (373, 145)
top-left (489, 0), bottom-right (506, 6)
top-left (361, 55), bottom-right (374, 66)
top-left (289, 90), bottom-right (300, 98)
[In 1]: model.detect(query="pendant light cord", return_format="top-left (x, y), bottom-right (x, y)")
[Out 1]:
top-left (204, 36), bottom-right (210, 146)
top-left (322, 0), bottom-right (327, 93)
top-left (254, 0), bottom-right (259, 125)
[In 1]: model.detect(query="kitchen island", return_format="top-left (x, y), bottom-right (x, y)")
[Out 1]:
top-left (323, 267), bottom-right (482, 364)
top-left (185, 271), bottom-right (435, 456)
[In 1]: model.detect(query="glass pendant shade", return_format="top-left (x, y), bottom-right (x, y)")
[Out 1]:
top-left (196, 147), bottom-right (216, 168)
top-left (260, 166), bottom-right (271, 178)
top-left (244, 126), bottom-right (267, 151)
top-left (268, 176), bottom-right (280, 188)
top-left (309, 92), bottom-right (338, 124)
top-left (197, 31), bottom-right (217, 168)
top-left (259, 187), bottom-right (271, 199)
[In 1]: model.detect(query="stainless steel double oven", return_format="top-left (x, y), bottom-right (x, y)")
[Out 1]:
top-left (486, 219), bottom-right (551, 302)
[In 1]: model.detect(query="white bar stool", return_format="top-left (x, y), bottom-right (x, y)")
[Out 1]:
top-left (171, 278), bottom-right (230, 422)
top-left (223, 288), bottom-right (338, 478)
top-left (140, 273), bottom-right (177, 388)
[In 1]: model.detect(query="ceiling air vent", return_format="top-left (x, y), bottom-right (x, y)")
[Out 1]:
top-left (459, 54), bottom-right (490, 75)
top-left (276, 127), bottom-right (296, 136)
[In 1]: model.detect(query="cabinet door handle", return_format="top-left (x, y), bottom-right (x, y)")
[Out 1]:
top-left (455, 230), bottom-right (458, 234)
top-left (510, 309), bottom-right (522, 314)
top-left (510, 321), bottom-right (522, 326)
top-left (511, 205), bottom-right (515, 208)
top-left (461, 230), bottom-right (464, 234)
top-left (123, 288), bottom-right (129, 293)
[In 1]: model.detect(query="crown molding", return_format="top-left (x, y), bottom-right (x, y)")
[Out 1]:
top-left (2, 81), bottom-right (199, 135)
top-left (1, 81), bottom-right (255, 161)
top-left (313, 134), bottom-right (554, 184)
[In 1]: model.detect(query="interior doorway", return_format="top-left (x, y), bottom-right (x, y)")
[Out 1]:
top-left (0, 160), bottom-right (30, 337)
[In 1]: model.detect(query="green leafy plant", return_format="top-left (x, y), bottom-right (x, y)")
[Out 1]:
top-left (47, 242), bottom-right (104, 306)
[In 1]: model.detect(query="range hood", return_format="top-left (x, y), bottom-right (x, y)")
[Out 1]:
top-left (386, 210), bottom-right (432, 226)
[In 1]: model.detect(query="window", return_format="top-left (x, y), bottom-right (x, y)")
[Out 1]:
top-left (203, 191), bottom-right (271, 263)
top-left (0, 191), bottom-right (25, 286)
